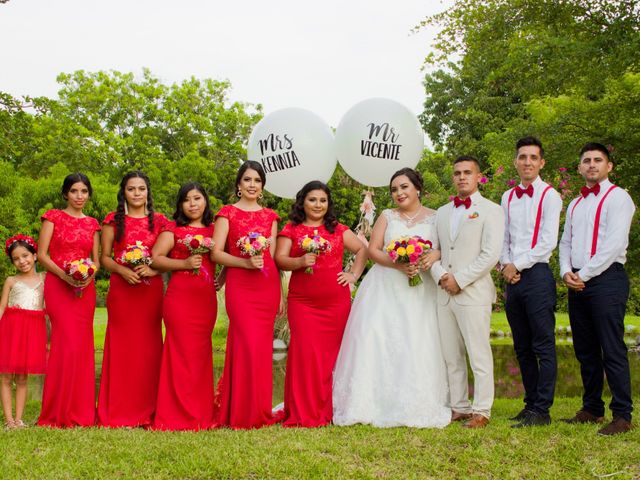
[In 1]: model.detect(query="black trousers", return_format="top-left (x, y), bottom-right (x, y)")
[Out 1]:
top-left (506, 263), bottom-right (557, 414)
top-left (568, 263), bottom-right (633, 421)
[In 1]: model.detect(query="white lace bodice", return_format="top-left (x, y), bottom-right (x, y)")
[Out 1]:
top-left (381, 209), bottom-right (439, 249)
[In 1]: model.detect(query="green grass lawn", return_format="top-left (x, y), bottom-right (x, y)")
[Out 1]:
top-left (1, 397), bottom-right (638, 479)
top-left (93, 308), bottom-right (640, 351)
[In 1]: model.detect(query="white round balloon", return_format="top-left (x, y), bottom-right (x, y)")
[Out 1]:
top-left (335, 98), bottom-right (424, 187)
top-left (247, 108), bottom-right (336, 199)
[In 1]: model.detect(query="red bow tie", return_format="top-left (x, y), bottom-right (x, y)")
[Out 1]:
top-left (515, 184), bottom-right (534, 199)
top-left (581, 184), bottom-right (601, 198)
top-left (454, 196), bottom-right (471, 209)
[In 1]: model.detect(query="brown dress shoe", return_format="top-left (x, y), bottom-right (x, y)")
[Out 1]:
top-left (463, 414), bottom-right (489, 429)
top-left (597, 417), bottom-right (632, 436)
top-left (451, 411), bottom-right (473, 422)
top-left (561, 410), bottom-right (605, 424)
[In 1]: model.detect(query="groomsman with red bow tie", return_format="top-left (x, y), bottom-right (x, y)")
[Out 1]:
top-left (430, 156), bottom-right (504, 428)
top-left (559, 142), bottom-right (636, 435)
top-left (500, 137), bottom-right (563, 428)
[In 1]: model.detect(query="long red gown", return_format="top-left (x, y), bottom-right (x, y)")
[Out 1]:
top-left (279, 223), bottom-right (352, 427)
top-left (152, 222), bottom-right (217, 431)
top-left (215, 205), bottom-right (281, 429)
top-left (37, 209), bottom-right (100, 428)
top-left (96, 212), bottom-right (168, 427)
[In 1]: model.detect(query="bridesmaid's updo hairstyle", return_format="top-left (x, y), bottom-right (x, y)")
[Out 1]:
top-left (235, 161), bottom-right (267, 192)
top-left (389, 168), bottom-right (424, 195)
top-left (173, 181), bottom-right (213, 227)
top-left (61, 172), bottom-right (93, 199)
top-left (114, 171), bottom-right (156, 242)
top-left (289, 180), bottom-right (338, 234)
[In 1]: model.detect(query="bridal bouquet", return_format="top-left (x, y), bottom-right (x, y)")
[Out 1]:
top-left (385, 236), bottom-right (432, 287)
top-left (237, 232), bottom-right (270, 271)
top-left (119, 241), bottom-right (153, 284)
top-left (299, 230), bottom-right (332, 274)
top-left (180, 234), bottom-right (213, 276)
top-left (64, 258), bottom-right (97, 297)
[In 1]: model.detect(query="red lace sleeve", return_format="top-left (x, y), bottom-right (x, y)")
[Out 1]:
top-left (103, 211), bottom-right (116, 226)
top-left (267, 208), bottom-right (281, 224)
top-left (90, 217), bottom-right (101, 232)
top-left (334, 223), bottom-right (349, 236)
top-left (162, 221), bottom-right (177, 233)
top-left (216, 205), bottom-right (234, 221)
top-left (41, 209), bottom-right (60, 224)
top-left (278, 222), bottom-right (295, 239)
top-left (155, 213), bottom-right (170, 231)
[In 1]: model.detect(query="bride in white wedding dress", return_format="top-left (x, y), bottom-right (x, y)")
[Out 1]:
top-left (333, 168), bottom-right (451, 428)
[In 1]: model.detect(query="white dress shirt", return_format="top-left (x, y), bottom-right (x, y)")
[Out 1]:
top-left (450, 191), bottom-right (481, 239)
top-left (500, 176), bottom-right (562, 271)
top-left (559, 178), bottom-right (636, 282)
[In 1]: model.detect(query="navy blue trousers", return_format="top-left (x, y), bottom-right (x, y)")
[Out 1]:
top-left (568, 263), bottom-right (633, 422)
top-left (506, 263), bottom-right (557, 414)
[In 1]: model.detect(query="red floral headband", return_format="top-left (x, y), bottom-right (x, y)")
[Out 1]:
top-left (5, 234), bottom-right (37, 256)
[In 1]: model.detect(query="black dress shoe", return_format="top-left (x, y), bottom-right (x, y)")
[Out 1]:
top-left (509, 408), bottom-right (531, 421)
top-left (511, 411), bottom-right (551, 428)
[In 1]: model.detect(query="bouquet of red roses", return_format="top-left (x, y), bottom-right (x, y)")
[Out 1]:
top-left (237, 232), bottom-right (270, 272)
top-left (64, 258), bottom-right (97, 297)
top-left (119, 241), bottom-right (153, 284)
top-left (180, 234), bottom-right (213, 276)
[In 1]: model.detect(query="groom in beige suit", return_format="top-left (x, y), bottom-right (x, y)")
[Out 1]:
top-left (429, 156), bottom-right (504, 428)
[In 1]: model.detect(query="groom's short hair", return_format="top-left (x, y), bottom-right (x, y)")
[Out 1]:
top-left (515, 136), bottom-right (544, 158)
top-left (453, 155), bottom-right (481, 171)
top-left (579, 142), bottom-right (611, 162)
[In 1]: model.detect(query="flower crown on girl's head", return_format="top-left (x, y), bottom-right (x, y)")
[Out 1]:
top-left (5, 234), bottom-right (37, 256)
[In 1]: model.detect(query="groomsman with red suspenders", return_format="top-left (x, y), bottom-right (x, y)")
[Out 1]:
top-left (500, 136), bottom-right (562, 427)
top-left (559, 142), bottom-right (636, 435)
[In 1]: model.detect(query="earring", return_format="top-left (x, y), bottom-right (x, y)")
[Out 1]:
top-left (144, 201), bottom-right (149, 215)
top-left (417, 191), bottom-right (421, 197)
top-left (237, 190), bottom-right (242, 198)
top-left (259, 192), bottom-right (264, 199)
top-left (124, 202), bottom-right (129, 215)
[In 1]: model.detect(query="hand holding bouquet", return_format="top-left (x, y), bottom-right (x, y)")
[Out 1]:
top-left (64, 258), bottom-right (97, 297)
top-left (119, 241), bottom-right (153, 284)
top-left (180, 234), bottom-right (213, 275)
top-left (299, 230), bottom-right (332, 274)
top-left (385, 236), bottom-right (432, 287)
top-left (237, 232), bottom-right (271, 271)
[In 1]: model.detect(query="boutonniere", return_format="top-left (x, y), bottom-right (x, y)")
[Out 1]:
top-left (468, 212), bottom-right (479, 219)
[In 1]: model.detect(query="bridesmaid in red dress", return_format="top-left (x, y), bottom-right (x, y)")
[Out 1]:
top-left (212, 161), bottom-right (283, 429)
top-left (275, 181), bottom-right (367, 427)
top-left (37, 173), bottom-right (101, 427)
top-left (97, 171), bottom-right (168, 427)
top-left (151, 182), bottom-right (217, 431)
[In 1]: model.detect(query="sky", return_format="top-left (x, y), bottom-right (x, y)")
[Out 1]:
top-left (1, 0), bottom-right (452, 129)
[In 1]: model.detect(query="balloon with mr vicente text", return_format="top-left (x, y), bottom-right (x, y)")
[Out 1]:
top-left (335, 98), bottom-right (424, 187)
top-left (247, 108), bottom-right (336, 199)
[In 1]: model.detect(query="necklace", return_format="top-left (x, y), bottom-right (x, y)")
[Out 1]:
top-left (401, 207), bottom-right (422, 226)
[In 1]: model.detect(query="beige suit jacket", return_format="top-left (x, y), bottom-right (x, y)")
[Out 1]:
top-left (431, 193), bottom-right (505, 306)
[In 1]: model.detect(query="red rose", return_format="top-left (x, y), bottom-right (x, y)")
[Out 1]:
top-left (72, 271), bottom-right (84, 281)
top-left (65, 264), bottom-right (72, 275)
top-left (189, 239), bottom-right (200, 249)
top-left (88, 266), bottom-right (96, 276)
top-left (425, 240), bottom-right (433, 248)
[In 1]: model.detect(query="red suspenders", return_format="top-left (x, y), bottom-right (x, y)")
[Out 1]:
top-left (507, 184), bottom-right (553, 248)
top-left (569, 184), bottom-right (617, 257)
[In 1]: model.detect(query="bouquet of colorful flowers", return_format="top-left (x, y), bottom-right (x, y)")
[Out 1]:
top-left (385, 236), bottom-right (432, 287)
top-left (64, 258), bottom-right (97, 297)
top-left (119, 241), bottom-right (153, 284)
top-left (237, 232), bottom-right (270, 271)
top-left (299, 230), bottom-right (332, 274)
top-left (180, 234), bottom-right (213, 275)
